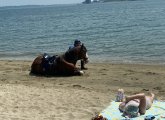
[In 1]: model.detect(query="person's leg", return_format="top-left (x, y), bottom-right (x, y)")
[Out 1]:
top-left (145, 93), bottom-right (155, 109)
top-left (125, 93), bottom-right (146, 114)
top-left (119, 102), bottom-right (126, 112)
top-left (81, 60), bottom-right (87, 70)
top-left (138, 96), bottom-right (146, 114)
top-left (125, 93), bottom-right (145, 103)
top-left (149, 93), bottom-right (155, 103)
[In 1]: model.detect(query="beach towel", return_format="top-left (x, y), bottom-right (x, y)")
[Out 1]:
top-left (100, 101), bottom-right (165, 120)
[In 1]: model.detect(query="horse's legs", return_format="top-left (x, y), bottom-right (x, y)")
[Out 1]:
top-left (59, 58), bottom-right (83, 75)
top-left (74, 70), bottom-right (84, 76)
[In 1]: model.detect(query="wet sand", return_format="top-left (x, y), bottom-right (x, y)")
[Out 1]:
top-left (0, 60), bottom-right (165, 120)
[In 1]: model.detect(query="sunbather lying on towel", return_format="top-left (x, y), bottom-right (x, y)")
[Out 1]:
top-left (119, 93), bottom-right (155, 118)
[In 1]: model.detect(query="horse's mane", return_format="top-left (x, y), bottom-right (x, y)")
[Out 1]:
top-left (64, 44), bottom-right (87, 63)
top-left (64, 47), bottom-right (78, 62)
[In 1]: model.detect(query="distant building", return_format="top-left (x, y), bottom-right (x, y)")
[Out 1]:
top-left (83, 0), bottom-right (92, 4)
top-left (82, 0), bottom-right (101, 4)
top-left (93, 0), bottom-right (99, 2)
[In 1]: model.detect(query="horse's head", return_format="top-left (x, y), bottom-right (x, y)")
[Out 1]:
top-left (78, 43), bottom-right (89, 63)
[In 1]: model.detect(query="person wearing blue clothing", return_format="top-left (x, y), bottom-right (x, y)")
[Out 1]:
top-left (69, 39), bottom-right (81, 49)
top-left (69, 39), bottom-right (87, 70)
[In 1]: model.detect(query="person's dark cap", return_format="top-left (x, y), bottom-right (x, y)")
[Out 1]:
top-left (74, 39), bottom-right (81, 45)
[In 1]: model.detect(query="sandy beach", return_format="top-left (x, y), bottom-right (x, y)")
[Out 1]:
top-left (0, 60), bottom-right (165, 120)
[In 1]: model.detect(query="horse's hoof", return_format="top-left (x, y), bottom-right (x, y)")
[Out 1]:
top-left (81, 67), bottom-right (88, 70)
top-left (79, 70), bottom-right (84, 75)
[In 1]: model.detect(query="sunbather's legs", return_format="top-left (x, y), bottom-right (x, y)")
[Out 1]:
top-left (125, 93), bottom-right (146, 114)
top-left (125, 93), bottom-right (145, 103)
top-left (150, 93), bottom-right (155, 102)
top-left (146, 93), bottom-right (155, 109)
top-left (139, 96), bottom-right (146, 114)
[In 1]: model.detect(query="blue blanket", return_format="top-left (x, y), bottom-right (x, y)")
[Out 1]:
top-left (100, 101), bottom-right (165, 120)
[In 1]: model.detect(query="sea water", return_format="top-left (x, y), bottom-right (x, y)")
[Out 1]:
top-left (0, 0), bottom-right (165, 64)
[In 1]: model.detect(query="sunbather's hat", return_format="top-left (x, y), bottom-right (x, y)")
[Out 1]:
top-left (123, 105), bottom-right (140, 118)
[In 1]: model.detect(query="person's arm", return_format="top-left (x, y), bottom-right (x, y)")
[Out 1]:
top-left (125, 93), bottom-right (146, 114)
top-left (119, 102), bottom-right (126, 112)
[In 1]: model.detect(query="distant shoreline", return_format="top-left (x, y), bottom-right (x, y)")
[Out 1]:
top-left (82, 0), bottom-right (141, 4)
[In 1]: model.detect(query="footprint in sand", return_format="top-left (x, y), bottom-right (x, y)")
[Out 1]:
top-left (142, 88), bottom-right (149, 91)
top-left (146, 72), bottom-right (158, 75)
top-left (72, 84), bottom-right (82, 88)
top-left (153, 86), bottom-right (162, 90)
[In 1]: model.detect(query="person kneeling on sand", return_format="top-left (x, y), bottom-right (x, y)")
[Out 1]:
top-left (119, 92), bottom-right (155, 118)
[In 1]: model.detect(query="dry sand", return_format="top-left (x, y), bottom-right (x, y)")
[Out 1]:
top-left (0, 60), bottom-right (165, 120)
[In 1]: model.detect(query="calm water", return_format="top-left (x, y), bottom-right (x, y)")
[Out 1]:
top-left (1, 0), bottom-right (165, 64)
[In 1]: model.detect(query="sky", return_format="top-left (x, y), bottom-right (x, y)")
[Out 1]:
top-left (0, 0), bottom-right (84, 7)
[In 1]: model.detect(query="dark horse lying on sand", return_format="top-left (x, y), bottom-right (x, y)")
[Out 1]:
top-left (31, 44), bottom-right (89, 76)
